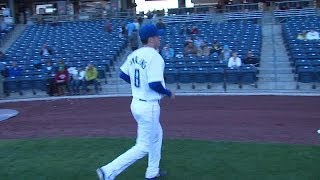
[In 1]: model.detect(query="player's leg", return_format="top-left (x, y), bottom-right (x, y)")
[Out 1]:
top-left (145, 103), bottom-right (162, 179)
top-left (99, 99), bottom-right (152, 179)
top-left (100, 143), bottom-right (147, 179)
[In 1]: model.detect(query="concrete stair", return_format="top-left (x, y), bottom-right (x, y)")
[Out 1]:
top-left (257, 21), bottom-right (298, 91)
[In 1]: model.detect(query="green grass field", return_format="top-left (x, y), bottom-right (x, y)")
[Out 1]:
top-left (0, 138), bottom-right (319, 180)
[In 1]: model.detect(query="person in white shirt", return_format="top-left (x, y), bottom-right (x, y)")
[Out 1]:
top-left (70, 66), bottom-right (85, 95)
top-left (40, 43), bottom-right (52, 56)
top-left (228, 52), bottom-right (242, 68)
top-left (306, 29), bottom-right (320, 40)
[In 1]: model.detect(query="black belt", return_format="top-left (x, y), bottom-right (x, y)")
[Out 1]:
top-left (139, 99), bottom-right (160, 102)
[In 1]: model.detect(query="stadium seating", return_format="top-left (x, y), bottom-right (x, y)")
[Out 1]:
top-left (2, 16), bottom-right (262, 94)
top-left (163, 19), bottom-right (261, 89)
top-left (282, 15), bottom-right (320, 88)
top-left (3, 19), bottom-right (130, 94)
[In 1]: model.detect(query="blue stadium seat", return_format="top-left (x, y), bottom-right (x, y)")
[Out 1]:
top-left (297, 66), bottom-right (315, 83)
top-left (32, 75), bottom-right (47, 92)
top-left (97, 68), bottom-right (107, 84)
top-left (20, 76), bottom-right (34, 92)
top-left (239, 65), bottom-right (258, 88)
top-left (225, 67), bottom-right (241, 85)
top-left (177, 67), bottom-right (193, 84)
top-left (207, 67), bottom-right (225, 90)
top-left (164, 68), bottom-right (177, 84)
top-left (294, 59), bottom-right (312, 73)
top-left (193, 67), bottom-right (209, 84)
top-left (4, 77), bottom-right (22, 95)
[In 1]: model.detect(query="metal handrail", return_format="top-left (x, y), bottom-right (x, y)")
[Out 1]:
top-left (225, 3), bottom-right (260, 12)
top-left (273, 0), bottom-right (315, 9)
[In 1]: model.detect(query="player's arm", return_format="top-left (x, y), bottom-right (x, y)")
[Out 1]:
top-left (149, 82), bottom-right (172, 97)
top-left (147, 53), bottom-right (173, 98)
top-left (119, 70), bottom-right (131, 84)
top-left (119, 56), bottom-right (131, 84)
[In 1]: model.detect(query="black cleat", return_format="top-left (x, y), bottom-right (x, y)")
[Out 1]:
top-left (145, 170), bottom-right (167, 179)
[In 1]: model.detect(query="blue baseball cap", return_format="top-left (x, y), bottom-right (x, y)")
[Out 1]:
top-left (139, 24), bottom-right (164, 41)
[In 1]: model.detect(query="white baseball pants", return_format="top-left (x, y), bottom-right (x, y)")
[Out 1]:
top-left (101, 98), bottom-right (163, 179)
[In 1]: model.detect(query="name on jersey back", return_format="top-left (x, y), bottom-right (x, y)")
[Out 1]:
top-left (130, 56), bottom-right (147, 69)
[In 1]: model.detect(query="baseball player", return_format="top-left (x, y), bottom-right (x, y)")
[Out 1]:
top-left (96, 24), bottom-right (175, 180)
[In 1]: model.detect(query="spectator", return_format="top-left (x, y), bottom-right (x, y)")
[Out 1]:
top-left (194, 36), bottom-right (204, 49)
top-left (70, 66), bottom-right (85, 95)
top-left (210, 41), bottom-right (222, 56)
top-left (145, 11), bottom-right (154, 24)
top-left (129, 29), bottom-right (139, 51)
top-left (146, 11), bottom-right (153, 20)
top-left (133, 18), bottom-right (140, 30)
top-left (0, 19), bottom-right (8, 33)
top-left (137, 16), bottom-right (144, 27)
top-left (152, 12), bottom-right (157, 24)
top-left (243, 50), bottom-right (259, 67)
top-left (54, 60), bottom-right (69, 95)
top-left (258, 1), bottom-right (265, 10)
top-left (220, 45), bottom-right (232, 62)
top-left (228, 52), bottom-right (242, 68)
top-left (306, 29), bottom-right (320, 40)
top-left (8, 61), bottom-right (22, 95)
top-left (84, 63), bottom-right (99, 94)
top-left (119, 23), bottom-right (127, 38)
top-left (184, 37), bottom-right (193, 47)
top-left (8, 61), bottom-right (22, 77)
top-left (127, 21), bottom-right (136, 37)
top-left (105, 18), bottom-right (112, 33)
top-left (40, 43), bottom-right (53, 56)
top-left (42, 60), bottom-right (56, 76)
top-left (156, 19), bottom-right (166, 30)
top-left (184, 41), bottom-right (198, 56)
top-left (297, 30), bottom-right (307, 40)
top-left (161, 44), bottom-right (175, 59)
top-left (197, 41), bottom-right (211, 57)
top-left (190, 26), bottom-right (199, 34)
top-left (42, 60), bottom-right (56, 96)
